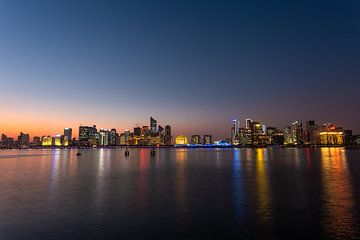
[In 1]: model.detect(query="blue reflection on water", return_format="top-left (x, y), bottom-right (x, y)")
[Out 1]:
top-left (233, 148), bottom-right (244, 222)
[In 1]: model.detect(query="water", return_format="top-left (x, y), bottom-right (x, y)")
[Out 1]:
top-left (1, 148), bottom-right (360, 239)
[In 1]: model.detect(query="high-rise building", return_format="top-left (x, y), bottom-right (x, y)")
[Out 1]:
top-left (142, 126), bottom-right (149, 135)
top-left (191, 135), bottom-right (201, 145)
top-left (203, 135), bottom-right (212, 145)
top-left (79, 125), bottom-right (98, 147)
top-left (18, 132), bottom-right (30, 148)
top-left (33, 136), bottom-right (41, 147)
top-left (231, 119), bottom-right (240, 145)
top-left (344, 130), bottom-right (353, 146)
top-left (284, 121), bottom-right (305, 145)
top-left (54, 135), bottom-right (64, 147)
top-left (164, 125), bottom-right (172, 145)
top-left (134, 127), bottom-right (141, 136)
top-left (291, 120), bottom-right (305, 145)
top-left (306, 121), bottom-right (317, 145)
top-left (158, 125), bottom-right (164, 134)
top-left (266, 127), bottom-right (283, 145)
top-left (99, 129), bottom-right (110, 146)
top-left (251, 122), bottom-right (268, 146)
top-left (124, 130), bottom-right (131, 145)
top-left (109, 128), bottom-right (117, 146)
top-left (64, 128), bottom-right (72, 141)
top-left (150, 117), bottom-right (157, 132)
top-left (245, 118), bottom-right (253, 129)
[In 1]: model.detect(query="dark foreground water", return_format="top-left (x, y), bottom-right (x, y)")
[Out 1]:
top-left (1, 148), bottom-right (360, 239)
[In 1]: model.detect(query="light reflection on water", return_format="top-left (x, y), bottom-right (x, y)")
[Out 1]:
top-left (0, 148), bottom-right (359, 239)
top-left (320, 148), bottom-right (355, 238)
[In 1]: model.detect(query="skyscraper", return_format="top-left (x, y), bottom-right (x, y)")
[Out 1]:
top-left (109, 128), bottom-right (117, 146)
top-left (32, 136), bottom-right (41, 147)
top-left (203, 135), bottom-right (212, 145)
top-left (134, 127), bottom-right (141, 136)
top-left (150, 117), bottom-right (157, 133)
top-left (306, 120), bottom-right (317, 145)
top-left (245, 118), bottom-right (253, 129)
top-left (231, 119), bottom-right (240, 145)
top-left (64, 128), bottom-right (72, 141)
top-left (191, 135), bottom-right (201, 145)
top-left (99, 129), bottom-right (110, 146)
top-left (79, 125), bottom-right (97, 147)
top-left (18, 132), bottom-right (30, 148)
top-left (164, 125), bottom-right (172, 145)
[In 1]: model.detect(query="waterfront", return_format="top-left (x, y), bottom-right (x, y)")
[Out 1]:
top-left (1, 148), bottom-right (360, 239)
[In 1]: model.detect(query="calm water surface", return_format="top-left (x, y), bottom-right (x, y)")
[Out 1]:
top-left (1, 148), bottom-right (360, 239)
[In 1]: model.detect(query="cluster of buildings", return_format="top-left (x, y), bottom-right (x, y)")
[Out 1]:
top-left (0, 117), bottom-right (172, 149)
top-left (78, 117), bottom-right (172, 147)
top-left (1, 129), bottom-right (74, 149)
top-left (231, 118), bottom-right (360, 147)
top-left (175, 134), bottom-right (213, 145)
top-left (1, 116), bottom-right (360, 149)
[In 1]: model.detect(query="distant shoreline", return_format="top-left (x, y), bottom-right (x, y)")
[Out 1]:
top-left (1, 145), bottom-right (359, 150)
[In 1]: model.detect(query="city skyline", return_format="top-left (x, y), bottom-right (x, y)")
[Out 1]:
top-left (1, 115), bottom-right (359, 140)
top-left (1, 1), bottom-right (360, 139)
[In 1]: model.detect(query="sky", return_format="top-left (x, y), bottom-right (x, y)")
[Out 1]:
top-left (0, 0), bottom-right (359, 139)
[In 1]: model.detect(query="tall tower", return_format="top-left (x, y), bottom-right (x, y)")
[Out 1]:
top-left (64, 128), bottom-right (72, 141)
top-left (231, 119), bottom-right (240, 145)
top-left (150, 117), bottom-right (157, 132)
top-left (245, 118), bottom-right (253, 129)
top-left (164, 125), bottom-right (172, 145)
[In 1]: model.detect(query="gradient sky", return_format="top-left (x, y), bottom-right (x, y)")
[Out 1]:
top-left (1, 0), bottom-right (360, 139)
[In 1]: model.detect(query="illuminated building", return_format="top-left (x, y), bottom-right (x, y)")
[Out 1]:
top-left (266, 127), bottom-right (283, 145)
top-left (175, 135), bottom-right (188, 145)
top-left (79, 125), bottom-right (98, 147)
top-left (42, 136), bottom-right (53, 147)
top-left (318, 124), bottom-right (344, 146)
top-left (109, 128), bottom-right (117, 146)
top-left (251, 122), bottom-right (267, 146)
top-left (79, 126), bottom-right (91, 146)
top-left (124, 130), bottom-right (131, 145)
top-left (231, 119), bottom-right (240, 146)
top-left (99, 129), bottom-right (110, 146)
top-left (191, 135), bottom-right (201, 145)
top-left (150, 117), bottom-right (157, 133)
top-left (54, 135), bottom-right (64, 147)
top-left (119, 133), bottom-right (126, 145)
top-left (245, 118), bottom-right (253, 129)
top-left (18, 132), bottom-right (30, 148)
top-left (203, 135), bottom-right (212, 145)
top-left (284, 121), bottom-right (305, 146)
top-left (291, 120), bottom-right (305, 145)
top-left (164, 125), bottom-right (172, 145)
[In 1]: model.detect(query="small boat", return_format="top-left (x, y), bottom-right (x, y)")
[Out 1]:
top-left (77, 146), bottom-right (82, 156)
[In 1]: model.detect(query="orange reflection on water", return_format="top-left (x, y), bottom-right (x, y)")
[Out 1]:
top-left (321, 148), bottom-right (355, 238)
top-left (175, 149), bottom-right (187, 208)
top-left (256, 148), bottom-right (271, 223)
